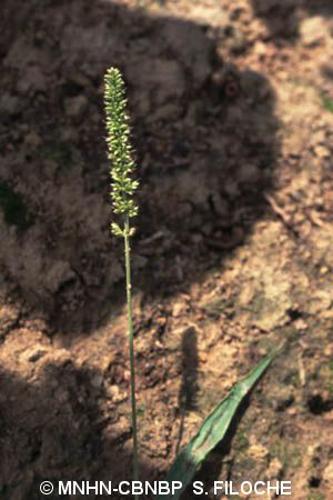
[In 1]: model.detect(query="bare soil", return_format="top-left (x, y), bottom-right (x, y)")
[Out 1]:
top-left (0, 0), bottom-right (333, 499)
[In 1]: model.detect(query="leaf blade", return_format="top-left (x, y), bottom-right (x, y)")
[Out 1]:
top-left (156, 349), bottom-right (278, 500)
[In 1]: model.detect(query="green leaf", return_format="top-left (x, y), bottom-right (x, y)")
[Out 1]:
top-left (156, 349), bottom-right (278, 500)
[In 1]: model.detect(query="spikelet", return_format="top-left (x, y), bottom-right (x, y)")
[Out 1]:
top-left (104, 67), bottom-right (139, 236)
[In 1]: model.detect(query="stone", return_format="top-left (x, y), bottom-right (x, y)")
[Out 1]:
top-left (16, 66), bottom-right (47, 94)
top-left (172, 302), bottom-right (184, 318)
top-left (126, 57), bottom-right (185, 116)
top-left (323, 461), bottom-right (333, 488)
top-left (0, 93), bottom-right (21, 116)
top-left (267, 457), bottom-right (283, 478)
top-left (21, 346), bottom-right (48, 363)
top-left (64, 95), bottom-right (88, 118)
top-left (210, 192), bottom-right (230, 217)
top-left (300, 17), bottom-right (327, 48)
top-left (91, 374), bottom-right (103, 389)
top-left (159, 20), bottom-right (213, 88)
top-left (24, 131), bottom-right (42, 148)
top-left (44, 261), bottom-right (76, 294)
top-left (313, 145), bottom-right (330, 159)
top-left (238, 163), bottom-right (261, 183)
top-left (224, 179), bottom-right (240, 198)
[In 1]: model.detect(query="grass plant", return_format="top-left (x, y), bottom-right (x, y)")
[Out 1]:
top-left (104, 67), bottom-right (279, 500)
top-left (104, 68), bottom-right (140, 495)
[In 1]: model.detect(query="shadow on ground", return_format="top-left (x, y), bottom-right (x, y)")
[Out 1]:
top-left (176, 326), bottom-right (199, 455)
top-left (251, 0), bottom-right (333, 41)
top-left (0, 360), bottom-right (155, 499)
top-left (0, 0), bottom-right (280, 333)
top-left (0, 341), bottom-right (254, 500)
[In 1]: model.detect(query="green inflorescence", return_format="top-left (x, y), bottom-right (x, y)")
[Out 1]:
top-left (104, 67), bottom-right (139, 237)
top-left (104, 67), bottom-right (140, 496)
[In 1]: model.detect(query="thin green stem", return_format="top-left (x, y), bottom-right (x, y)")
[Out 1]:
top-left (124, 215), bottom-right (139, 498)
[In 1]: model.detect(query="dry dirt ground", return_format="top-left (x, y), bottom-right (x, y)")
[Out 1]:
top-left (0, 0), bottom-right (333, 499)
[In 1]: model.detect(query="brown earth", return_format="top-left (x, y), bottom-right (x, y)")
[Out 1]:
top-left (0, 0), bottom-right (333, 499)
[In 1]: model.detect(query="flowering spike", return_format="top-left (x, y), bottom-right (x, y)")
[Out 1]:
top-left (104, 67), bottom-right (139, 236)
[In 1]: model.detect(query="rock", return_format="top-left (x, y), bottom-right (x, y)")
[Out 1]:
top-left (91, 374), bottom-right (103, 389)
top-left (24, 131), bottom-right (42, 148)
top-left (253, 0), bottom-right (281, 16)
top-left (308, 290), bottom-right (332, 314)
top-left (300, 17), bottom-right (327, 48)
top-left (44, 261), bottom-right (76, 294)
top-left (127, 57), bottom-right (185, 117)
top-left (323, 461), bottom-right (333, 488)
top-left (220, 25), bottom-right (247, 54)
top-left (0, 303), bottom-right (20, 340)
top-left (172, 302), bottom-right (184, 318)
top-left (0, 93), bottom-right (21, 117)
top-left (176, 202), bottom-right (193, 219)
top-left (16, 66), bottom-right (47, 94)
top-left (224, 179), bottom-right (240, 198)
top-left (311, 129), bottom-right (326, 146)
top-left (313, 145), bottom-right (330, 159)
top-left (5, 36), bottom-right (39, 69)
top-left (108, 385), bottom-right (127, 403)
top-left (191, 233), bottom-right (203, 244)
top-left (188, 5), bottom-right (229, 28)
top-left (210, 192), bottom-right (230, 217)
top-left (159, 20), bottom-right (213, 88)
top-left (238, 164), bottom-right (261, 184)
top-left (248, 441), bottom-right (269, 460)
top-left (150, 103), bottom-right (181, 122)
top-left (267, 457), bottom-right (283, 478)
top-left (132, 254), bottom-right (148, 270)
top-left (64, 95), bottom-right (88, 118)
top-left (253, 41), bottom-right (267, 58)
top-left (26, 348), bottom-right (47, 363)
